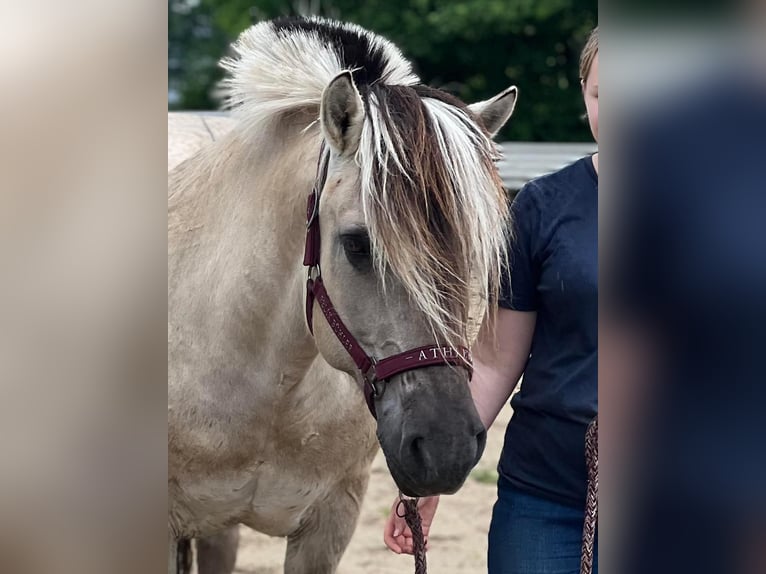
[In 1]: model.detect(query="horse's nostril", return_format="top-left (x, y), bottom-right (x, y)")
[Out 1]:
top-left (405, 435), bottom-right (431, 468)
top-left (409, 436), bottom-right (424, 459)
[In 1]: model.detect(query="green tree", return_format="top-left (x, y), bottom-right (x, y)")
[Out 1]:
top-left (169, 0), bottom-right (597, 141)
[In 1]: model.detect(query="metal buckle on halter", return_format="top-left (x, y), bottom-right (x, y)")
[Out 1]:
top-left (362, 359), bottom-right (380, 398)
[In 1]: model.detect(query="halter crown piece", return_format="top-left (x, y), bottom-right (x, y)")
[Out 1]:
top-left (303, 143), bottom-right (472, 418)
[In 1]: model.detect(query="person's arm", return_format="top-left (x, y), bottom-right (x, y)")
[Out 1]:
top-left (470, 307), bottom-right (537, 430)
top-left (383, 307), bottom-right (536, 555)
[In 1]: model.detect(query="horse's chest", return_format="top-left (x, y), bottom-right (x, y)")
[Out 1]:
top-left (172, 419), bottom-right (374, 538)
top-left (173, 461), bottom-right (325, 537)
top-left (169, 360), bottom-right (377, 538)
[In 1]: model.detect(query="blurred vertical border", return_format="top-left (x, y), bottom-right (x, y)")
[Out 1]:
top-left (0, 0), bottom-right (169, 572)
top-left (602, 1), bottom-right (766, 573)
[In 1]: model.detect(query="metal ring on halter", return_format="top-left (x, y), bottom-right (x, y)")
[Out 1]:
top-left (306, 263), bottom-right (321, 281)
top-left (363, 359), bottom-right (381, 398)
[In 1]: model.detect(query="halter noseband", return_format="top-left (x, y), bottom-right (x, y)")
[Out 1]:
top-left (303, 143), bottom-right (472, 419)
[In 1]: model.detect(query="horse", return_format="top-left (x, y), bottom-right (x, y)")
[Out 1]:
top-left (168, 16), bottom-right (517, 574)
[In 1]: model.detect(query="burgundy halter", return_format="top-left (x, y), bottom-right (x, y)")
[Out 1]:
top-left (303, 144), bottom-right (472, 419)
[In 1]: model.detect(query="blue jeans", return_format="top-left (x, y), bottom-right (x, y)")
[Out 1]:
top-left (488, 475), bottom-right (597, 574)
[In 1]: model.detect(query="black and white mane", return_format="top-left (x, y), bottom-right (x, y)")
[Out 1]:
top-left (221, 16), bottom-right (510, 346)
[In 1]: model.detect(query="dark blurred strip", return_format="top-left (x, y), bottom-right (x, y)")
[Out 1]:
top-left (603, 7), bottom-right (766, 573)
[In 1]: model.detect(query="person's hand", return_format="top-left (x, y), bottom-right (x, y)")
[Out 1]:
top-left (383, 495), bottom-right (440, 555)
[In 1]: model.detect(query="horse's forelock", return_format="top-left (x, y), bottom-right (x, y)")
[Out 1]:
top-left (357, 84), bottom-right (510, 347)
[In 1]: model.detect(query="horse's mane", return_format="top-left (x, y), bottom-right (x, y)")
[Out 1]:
top-left (221, 17), bottom-right (419, 131)
top-left (221, 17), bottom-right (509, 346)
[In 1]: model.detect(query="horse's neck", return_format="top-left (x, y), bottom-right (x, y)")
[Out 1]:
top-left (169, 118), bottom-right (322, 376)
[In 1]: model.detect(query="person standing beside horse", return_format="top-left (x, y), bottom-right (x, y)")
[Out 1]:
top-left (384, 26), bottom-right (599, 574)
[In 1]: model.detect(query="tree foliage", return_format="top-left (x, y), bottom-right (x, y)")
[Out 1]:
top-left (169, 0), bottom-right (597, 141)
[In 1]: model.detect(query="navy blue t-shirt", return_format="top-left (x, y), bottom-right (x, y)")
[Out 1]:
top-left (498, 156), bottom-right (598, 507)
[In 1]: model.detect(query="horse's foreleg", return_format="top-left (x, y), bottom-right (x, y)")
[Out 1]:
top-left (196, 527), bottom-right (240, 574)
top-left (178, 538), bottom-right (193, 574)
top-left (168, 534), bottom-right (193, 574)
top-left (284, 472), bottom-right (370, 574)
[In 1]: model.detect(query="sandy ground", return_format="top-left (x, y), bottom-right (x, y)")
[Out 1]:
top-left (232, 404), bottom-right (512, 574)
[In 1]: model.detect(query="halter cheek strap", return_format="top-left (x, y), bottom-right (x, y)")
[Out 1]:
top-left (303, 144), bottom-right (472, 419)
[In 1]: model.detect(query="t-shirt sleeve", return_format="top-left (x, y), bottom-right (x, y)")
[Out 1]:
top-left (499, 182), bottom-right (542, 311)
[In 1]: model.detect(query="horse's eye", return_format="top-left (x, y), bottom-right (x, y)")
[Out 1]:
top-left (340, 233), bottom-right (371, 269)
top-left (342, 235), bottom-right (369, 255)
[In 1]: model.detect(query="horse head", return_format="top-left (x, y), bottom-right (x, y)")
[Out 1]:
top-left (309, 67), bottom-right (517, 497)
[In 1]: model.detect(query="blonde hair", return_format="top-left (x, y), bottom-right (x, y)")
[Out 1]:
top-left (579, 26), bottom-right (598, 83)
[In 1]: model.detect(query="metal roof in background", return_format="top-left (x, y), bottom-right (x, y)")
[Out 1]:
top-left (497, 142), bottom-right (597, 191)
top-left (169, 111), bottom-right (596, 190)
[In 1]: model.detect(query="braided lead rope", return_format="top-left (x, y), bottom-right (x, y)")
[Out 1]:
top-left (397, 496), bottom-right (428, 574)
top-left (393, 421), bottom-right (598, 574)
top-left (580, 416), bottom-right (599, 574)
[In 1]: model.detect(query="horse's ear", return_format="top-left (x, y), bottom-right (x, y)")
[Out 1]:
top-left (468, 86), bottom-right (518, 138)
top-left (320, 71), bottom-right (365, 156)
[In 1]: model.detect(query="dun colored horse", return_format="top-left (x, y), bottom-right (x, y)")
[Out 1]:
top-left (168, 16), bottom-right (517, 573)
